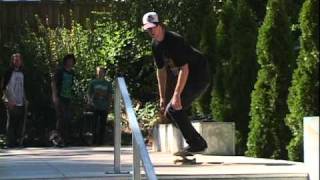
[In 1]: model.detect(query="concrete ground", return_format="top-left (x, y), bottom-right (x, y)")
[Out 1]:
top-left (0, 147), bottom-right (308, 179)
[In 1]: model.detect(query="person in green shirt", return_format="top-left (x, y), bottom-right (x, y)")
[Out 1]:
top-left (51, 54), bottom-right (76, 146)
top-left (87, 67), bottom-right (113, 145)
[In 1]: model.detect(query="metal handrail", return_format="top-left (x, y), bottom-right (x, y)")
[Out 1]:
top-left (113, 77), bottom-right (157, 180)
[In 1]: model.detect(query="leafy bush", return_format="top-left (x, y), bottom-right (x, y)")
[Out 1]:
top-left (1, 11), bottom-right (157, 145)
top-left (211, 0), bottom-right (235, 122)
top-left (135, 102), bottom-right (160, 130)
top-left (285, 0), bottom-right (319, 161)
top-left (246, 0), bottom-right (293, 159)
top-left (192, 11), bottom-right (217, 117)
top-left (228, 0), bottom-right (258, 155)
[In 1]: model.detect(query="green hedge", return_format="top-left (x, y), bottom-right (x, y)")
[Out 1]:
top-left (246, 0), bottom-right (293, 159)
top-left (285, 0), bottom-right (319, 161)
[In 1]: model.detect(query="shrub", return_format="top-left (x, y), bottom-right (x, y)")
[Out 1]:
top-left (246, 0), bottom-right (293, 159)
top-left (285, 0), bottom-right (319, 161)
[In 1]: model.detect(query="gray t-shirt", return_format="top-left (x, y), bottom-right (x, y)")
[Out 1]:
top-left (6, 71), bottom-right (25, 106)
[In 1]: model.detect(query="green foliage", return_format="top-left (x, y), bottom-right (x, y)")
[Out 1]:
top-left (247, 0), bottom-right (268, 23)
top-left (211, 0), bottom-right (235, 122)
top-left (109, 0), bottom-right (221, 118)
top-left (108, 0), bottom-right (218, 46)
top-left (0, 0), bottom-right (311, 155)
top-left (285, 0), bottom-right (319, 161)
top-left (135, 102), bottom-right (160, 130)
top-left (4, 11), bottom-right (156, 144)
top-left (246, 0), bottom-right (293, 159)
top-left (210, 0), bottom-right (258, 155)
top-left (228, 0), bottom-right (258, 155)
top-left (193, 11), bottom-right (217, 116)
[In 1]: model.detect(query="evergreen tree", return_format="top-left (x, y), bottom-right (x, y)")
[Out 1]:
top-left (286, 0), bottom-right (319, 161)
top-left (211, 0), bottom-right (235, 122)
top-left (194, 11), bottom-right (217, 117)
top-left (228, 0), bottom-right (258, 154)
top-left (246, 0), bottom-right (293, 159)
top-left (247, 0), bottom-right (268, 23)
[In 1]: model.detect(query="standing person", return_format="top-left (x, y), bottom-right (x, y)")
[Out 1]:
top-left (0, 57), bottom-right (6, 134)
top-left (51, 54), bottom-right (76, 146)
top-left (2, 53), bottom-right (28, 147)
top-left (142, 12), bottom-right (211, 154)
top-left (0, 57), bottom-right (4, 100)
top-left (87, 67), bottom-right (113, 145)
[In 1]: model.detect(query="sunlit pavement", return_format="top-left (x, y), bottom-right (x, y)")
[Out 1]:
top-left (0, 147), bottom-right (308, 179)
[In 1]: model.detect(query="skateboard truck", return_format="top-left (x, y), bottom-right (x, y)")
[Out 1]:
top-left (173, 151), bottom-right (196, 165)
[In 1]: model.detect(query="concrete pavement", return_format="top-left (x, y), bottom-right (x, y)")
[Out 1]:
top-left (0, 147), bottom-right (308, 179)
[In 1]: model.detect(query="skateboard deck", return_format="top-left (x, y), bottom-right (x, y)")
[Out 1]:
top-left (173, 151), bottom-right (196, 165)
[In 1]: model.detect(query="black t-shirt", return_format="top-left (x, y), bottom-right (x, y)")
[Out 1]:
top-left (152, 31), bottom-right (209, 83)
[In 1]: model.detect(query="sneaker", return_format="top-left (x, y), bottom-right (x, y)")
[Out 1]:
top-left (174, 150), bottom-right (194, 156)
top-left (185, 144), bottom-right (207, 153)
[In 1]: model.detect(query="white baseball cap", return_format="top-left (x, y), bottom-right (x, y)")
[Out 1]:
top-left (142, 12), bottom-right (159, 30)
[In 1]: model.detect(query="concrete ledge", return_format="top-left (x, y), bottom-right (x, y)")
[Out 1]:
top-left (152, 121), bottom-right (235, 155)
top-left (304, 116), bottom-right (319, 180)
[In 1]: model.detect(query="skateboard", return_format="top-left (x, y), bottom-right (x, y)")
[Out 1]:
top-left (173, 151), bottom-right (196, 165)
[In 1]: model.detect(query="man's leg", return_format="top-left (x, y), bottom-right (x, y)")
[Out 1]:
top-left (15, 106), bottom-right (25, 145)
top-left (165, 82), bottom-right (209, 152)
top-left (98, 110), bottom-right (107, 145)
top-left (63, 101), bottom-right (72, 145)
top-left (56, 100), bottom-right (68, 145)
top-left (6, 108), bottom-right (16, 147)
top-left (92, 110), bottom-right (99, 145)
top-left (55, 101), bottom-right (63, 133)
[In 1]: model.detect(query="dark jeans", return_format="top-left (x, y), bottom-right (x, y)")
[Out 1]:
top-left (93, 110), bottom-right (107, 145)
top-left (6, 106), bottom-right (25, 147)
top-left (0, 103), bottom-right (7, 134)
top-left (165, 80), bottom-right (210, 149)
top-left (55, 98), bottom-right (72, 144)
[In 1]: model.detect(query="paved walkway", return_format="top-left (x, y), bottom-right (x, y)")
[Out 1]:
top-left (0, 147), bottom-right (308, 179)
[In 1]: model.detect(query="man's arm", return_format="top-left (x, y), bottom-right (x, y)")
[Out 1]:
top-left (51, 72), bottom-right (59, 105)
top-left (51, 81), bottom-right (58, 102)
top-left (171, 63), bottom-right (189, 110)
top-left (0, 76), bottom-right (3, 97)
top-left (87, 81), bottom-right (95, 105)
top-left (156, 67), bottom-right (167, 112)
top-left (2, 71), bottom-right (16, 108)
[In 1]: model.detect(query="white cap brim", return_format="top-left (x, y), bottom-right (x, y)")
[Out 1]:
top-left (143, 23), bottom-right (157, 30)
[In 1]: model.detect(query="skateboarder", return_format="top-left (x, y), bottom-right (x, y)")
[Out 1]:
top-left (142, 12), bottom-right (210, 154)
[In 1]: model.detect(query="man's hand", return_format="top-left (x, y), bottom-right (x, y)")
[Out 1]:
top-left (24, 99), bottom-right (29, 107)
top-left (171, 93), bottom-right (182, 110)
top-left (160, 97), bottom-right (166, 114)
top-left (6, 101), bottom-right (16, 110)
top-left (52, 94), bottom-right (59, 106)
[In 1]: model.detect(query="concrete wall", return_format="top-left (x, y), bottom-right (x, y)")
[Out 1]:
top-left (192, 122), bottom-right (235, 155)
top-left (303, 116), bottom-right (319, 180)
top-left (152, 121), bottom-right (235, 155)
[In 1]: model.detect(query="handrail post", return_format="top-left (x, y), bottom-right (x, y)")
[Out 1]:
top-left (133, 136), bottom-right (141, 180)
top-left (109, 77), bottom-right (157, 179)
top-left (114, 81), bottom-right (121, 173)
